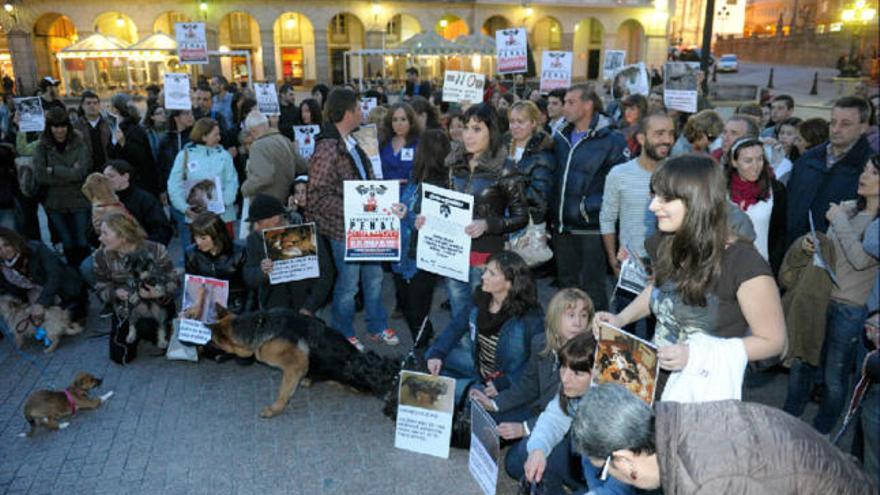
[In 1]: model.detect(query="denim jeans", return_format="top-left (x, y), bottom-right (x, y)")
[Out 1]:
top-left (79, 254), bottom-right (96, 289)
top-left (813, 301), bottom-right (868, 434)
top-left (444, 265), bottom-right (484, 326)
top-left (439, 339), bottom-right (479, 404)
top-left (505, 432), bottom-right (584, 494)
top-left (47, 209), bottom-right (90, 266)
top-left (329, 239), bottom-right (388, 339)
top-left (783, 357), bottom-right (819, 417)
top-left (860, 380), bottom-right (879, 486)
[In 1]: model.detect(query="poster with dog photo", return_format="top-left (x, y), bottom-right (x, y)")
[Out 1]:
top-left (254, 82), bottom-right (280, 116)
top-left (178, 275), bottom-right (229, 345)
top-left (14, 97), bottom-right (45, 133)
top-left (263, 223), bottom-right (319, 284)
top-left (469, 400), bottom-right (500, 495)
top-left (293, 125), bottom-right (320, 159)
top-left (663, 61), bottom-right (701, 113)
top-left (343, 180), bottom-right (400, 261)
top-left (184, 176), bottom-right (225, 219)
top-left (611, 62), bottom-right (650, 99)
top-left (394, 370), bottom-right (456, 459)
top-left (592, 322), bottom-right (660, 405)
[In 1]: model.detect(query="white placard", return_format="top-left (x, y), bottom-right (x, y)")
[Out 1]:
top-left (603, 50), bottom-right (627, 81)
top-left (179, 275), bottom-right (229, 345)
top-left (344, 180), bottom-right (401, 261)
top-left (184, 176), bottom-right (225, 217)
top-left (105, 112), bottom-right (119, 146)
top-left (540, 51), bottom-right (573, 92)
top-left (164, 73), bottom-right (192, 110)
top-left (442, 71), bottom-right (486, 104)
top-left (663, 62), bottom-right (700, 113)
top-left (416, 184), bottom-right (473, 283)
top-left (174, 22), bottom-right (208, 65)
top-left (254, 82), bottom-right (280, 116)
top-left (615, 245), bottom-right (649, 296)
top-left (360, 97), bottom-right (377, 123)
top-left (394, 371), bottom-right (456, 459)
top-left (352, 124), bottom-right (383, 179)
top-left (14, 97), bottom-right (44, 133)
top-left (611, 62), bottom-right (650, 99)
top-left (263, 223), bottom-right (320, 284)
top-left (294, 125), bottom-right (320, 159)
top-left (496, 28), bottom-right (528, 74)
top-left (468, 400), bottom-right (500, 495)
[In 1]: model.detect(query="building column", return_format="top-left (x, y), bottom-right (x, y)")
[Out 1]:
top-left (8, 27), bottom-right (38, 95)
top-left (365, 29), bottom-right (385, 80)
top-left (205, 26), bottom-right (222, 77)
top-left (561, 32), bottom-right (575, 52)
top-left (313, 28), bottom-right (329, 85)
top-left (260, 29), bottom-right (276, 82)
top-left (644, 35), bottom-right (668, 68)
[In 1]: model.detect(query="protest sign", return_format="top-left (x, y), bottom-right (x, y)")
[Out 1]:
top-left (539, 51), bottom-right (573, 92)
top-left (174, 22), bottom-right (208, 64)
top-left (105, 112), bottom-right (119, 145)
top-left (293, 125), bottom-right (320, 159)
top-left (496, 28), bottom-right (528, 74)
top-left (611, 62), bottom-right (650, 98)
top-left (469, 400), bottom-right (500, 495)
top-left (178, 275), bottom-right (229, 345)
top-left (809, 210), bottom-right (840, 286)
top-left (615, 245), bottom-right (650, 296)
top-left (163, 73), bottom-right (192, 110)
top-left (360, 97), bottom-right (378, 123)
top-left (394, 371), bottom-right (456, 459)
top-left (663, 62), bottom-right (701, 113)
top-left (14, 97), bottom-right (44, 133)
top-left (184, 177), bottom-right (225, 217)
top-left (263, 223), bottom-right (320, 284)
top-left (416, 184), bottom-right (473, 282)
top-left (603, 50), bottom-right (627, 80)
top-left (442, 71), bottom-right (486, 104)
top-left (344, 180), bottom-right (400, 261)
top-left (254, 82), bottom-right (280, 116)
top-left (593, 322), bottom-right (660, 405)
top-left (352, 124), bottom-right (383, 179)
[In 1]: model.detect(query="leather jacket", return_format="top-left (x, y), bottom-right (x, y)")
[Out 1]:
top-left (184, 242), bottom-right (248, 313)
top-left (445, 141), bottom-right (529, 254)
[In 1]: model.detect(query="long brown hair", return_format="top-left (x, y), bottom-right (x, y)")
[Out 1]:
top-left (558, 332), bottom-right (597, 414)
top-left (411, 129), bottom-right (450, 185)
top-left (190, 212), bottom-right (233, 254)
top-left (651, 154), bottom-right (729, 306)
top-left (190, 117), bottom-right (219, 145)
top-left (381, 102), bottom-right (420, 146)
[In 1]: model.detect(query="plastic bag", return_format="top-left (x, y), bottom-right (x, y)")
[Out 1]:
top-left (166, 319), bottom-right (198, 362)
top-left (508, 220), bottom-right (553, 267)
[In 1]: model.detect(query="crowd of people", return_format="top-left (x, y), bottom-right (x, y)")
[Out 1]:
top-left (0, 68), bottom-right (878, 493)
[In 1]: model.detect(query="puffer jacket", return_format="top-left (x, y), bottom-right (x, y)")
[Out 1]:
top-left (185, 242), bottom-right (248, 314)
top-left (32, 130), bottom-right (91, 212)
top-left (446, 141), bottom-right (529, 254)
top-left (552, 114), bottom-right (629, 233)
top-left (167, 142), bottom-right (239, 222)
top-left (656, 400), bottom-right (877, 494)
top-left (503, 131), bottom-right (556, 224)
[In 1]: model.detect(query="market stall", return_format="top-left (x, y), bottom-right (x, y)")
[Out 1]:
top-left (55, 32), bottom-right (131, 95)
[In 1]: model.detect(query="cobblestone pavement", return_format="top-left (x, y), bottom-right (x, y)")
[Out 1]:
top-left (0, 257), bottom-right (835, 495)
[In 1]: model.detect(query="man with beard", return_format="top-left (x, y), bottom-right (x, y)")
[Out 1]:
top-left (599, 112), bottom-right (673, 339)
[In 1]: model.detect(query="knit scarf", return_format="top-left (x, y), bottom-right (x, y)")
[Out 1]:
top-left (730, 173), bottom-right (763, 210)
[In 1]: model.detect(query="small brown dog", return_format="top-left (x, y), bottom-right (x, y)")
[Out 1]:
top-left (81, 172), bottom-right (133, 231)
top-left (22, 372), bottom-right (113, 436)
top-left (0, 295), bottom-right (83, 352)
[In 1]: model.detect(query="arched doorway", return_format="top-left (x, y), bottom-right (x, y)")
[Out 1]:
top-left (327, 13), bottom-right (365, 85)
top-left (33, 14), bottom-right (77, 85)
top-left (93, 12), bottom-right (138, 44)
top-left (273, 13), bottom-right (315, 85)
top-left (617, 20), bottom-right (645, 64)
top-left (0, 26), bottom-right (13, 83)
top-left (385, 14), bottom-right (421, 79)
top-left (573, 18), bottom-right (604, 80)
top-left (481, 15), bottom-right (511, 37)
top-left (532, 17), bottom-right (562, 72)
top-left (153, 11), bottom-right (191, 35)
top-left (435, 15), bottom-right (468, 41)
top-left (218, 12), bottom-right (263, 83)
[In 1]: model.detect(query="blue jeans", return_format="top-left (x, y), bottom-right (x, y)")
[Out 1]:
top-left (783, 357), bottom-right (819, 417)
top-left (444, 265), bottom-right (484, 325)
top-left (47, 209), bottom-right (89, 264)
top-left (79, 254), bottom-right (96, 289)
top-left (329, 239), bottom-right (388, 339)
top-left (813, 301), bottom-right (868, 434)
top-left (439, 339), bottom-right (479, 404)
top-left (505, 432), bottom-right (584, 494)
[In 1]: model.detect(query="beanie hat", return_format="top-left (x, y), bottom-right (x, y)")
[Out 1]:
top-left (247, 193), bottom-right (286, 222)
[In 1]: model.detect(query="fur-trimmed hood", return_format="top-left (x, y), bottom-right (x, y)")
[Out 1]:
top-left (503, 130), bottom-right (555, 156)
top-left (445, 140), bottom-right (508, 177)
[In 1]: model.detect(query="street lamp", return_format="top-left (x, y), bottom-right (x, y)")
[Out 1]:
top-left (840, 0), bottom-right (876, 76)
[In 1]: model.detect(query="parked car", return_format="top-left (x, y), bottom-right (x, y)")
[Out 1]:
top-left (717, 54), bottom-right (739, 72)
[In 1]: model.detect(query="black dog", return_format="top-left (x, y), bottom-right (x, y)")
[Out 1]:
top-left (118, 250), bottom-right (179, 349)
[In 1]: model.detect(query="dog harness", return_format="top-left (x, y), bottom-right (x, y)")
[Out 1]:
top-left (63, 390), bottom-right (77, 415)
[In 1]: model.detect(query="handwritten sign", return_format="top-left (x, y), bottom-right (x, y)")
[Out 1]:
top-left (442, 71), bottom-right (485, 104)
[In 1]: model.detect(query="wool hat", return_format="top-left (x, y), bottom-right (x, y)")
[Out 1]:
top-left (247, 193), bottom-right (286, 222)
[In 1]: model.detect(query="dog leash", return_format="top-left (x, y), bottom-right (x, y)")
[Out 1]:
top-left (0, 318), bottom-right (56, 386)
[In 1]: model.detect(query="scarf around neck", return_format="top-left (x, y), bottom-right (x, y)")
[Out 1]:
top-left (730, 173), bottom-right (763, 210)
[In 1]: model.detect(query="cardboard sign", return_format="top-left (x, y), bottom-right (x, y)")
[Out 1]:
top-left (496, 28), bottom-right (528, 74)
top-left (164, 73), bottom-right (192, 110)
top-left (603, 50), bottom-right (627, 81)
top-left (263, 223), bottom-right (320, 284)
top-left (468, 401), bottom-right (500, 495)
top-left (540, 51), bottom-right (573, 92)
top-left (442, 71), bottom-right (485, 104)
top-left (663, 62), bottom-right (701, 113)
top-left (343, 180), bottom-right (400, 261)
top-left (394, 371), bottom-right (456, 459)
top-left (14, 97), bottom-right (44, 133)
top-left (174, 22), bottom-right (208, 65)
top-left (294, 125), bottom-right (320, 159)
top-left (254, 82), bottom-right (280, 116)
top-left (416, 184), bottom-right (473, 283)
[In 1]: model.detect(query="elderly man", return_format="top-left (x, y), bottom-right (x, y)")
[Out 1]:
top-left (572, 383), bottom-right (876, 494)
top-left (239, 111), bottom-right (307, 204)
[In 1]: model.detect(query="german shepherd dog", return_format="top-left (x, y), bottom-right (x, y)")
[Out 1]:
top-left (207, 305), bottom-right (400, 418)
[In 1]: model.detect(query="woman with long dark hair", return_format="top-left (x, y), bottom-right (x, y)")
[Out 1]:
top-left (298, 98), bottom-right (323, 126)
top-left (426, 251), bottom-right (544, 402)
top-left (143, 103), bottom-right (167, 164)
top-left (108, 94), bottom-right (162, 197)
top-left (379, 102), bottom-right (420, 181)
top-left (595, 155), bottom-right (786, 398)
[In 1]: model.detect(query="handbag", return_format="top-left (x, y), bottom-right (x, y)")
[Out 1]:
top-left (508, 220), bottom-right (553, 267)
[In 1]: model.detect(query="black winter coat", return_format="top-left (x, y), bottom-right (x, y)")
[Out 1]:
top-left (768, 179), bottom-right (787, 276)
top-left (185, 242), bottom-right (248, 314)
top-left (503, 131), bottom-right (556, 224)
top-left (109, 121), bottom-right (162, 197)
top-left (446, 141), bottom-right (529, 255)
top-left (118, 186), bottom-right (173, 246)
top-left (552, 114), bottom-right (629, 233)
top-left (156, 128), bottom-right (192, 191)
top-left (0, 240), bottom-right (85, 306)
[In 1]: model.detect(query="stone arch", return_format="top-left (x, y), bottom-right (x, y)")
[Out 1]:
top-left (481, 15), bottom-right (511, 37)
top-left (435, 14), bottom-right (469, 41)
top-left (616, 19), bottom-right (645, 64)
top-left (386, 13), bottom-right (421, 45)
top-left (153, 11), bottom-right (191, 35)
top-left (93, 12), bottom-right (138, 44)
top-left (573, 18), bottom-right (605, 80)
top-left (33, 13), bottom-right (77, 83)
top-left (532, 16), bottom-right (563, 73)
top-left (218, 11), bottom-right (264, 82)
top-left (272, 12), bottom-right (316, 85)
top-left (327, 12), bottom-right (365, 85)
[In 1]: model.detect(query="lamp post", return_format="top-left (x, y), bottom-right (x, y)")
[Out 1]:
top-left (840, 0), bottom-right (876, 77)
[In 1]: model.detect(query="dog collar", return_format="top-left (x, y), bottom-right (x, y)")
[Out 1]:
top-left (63, 390), bottom-right (77, 415)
